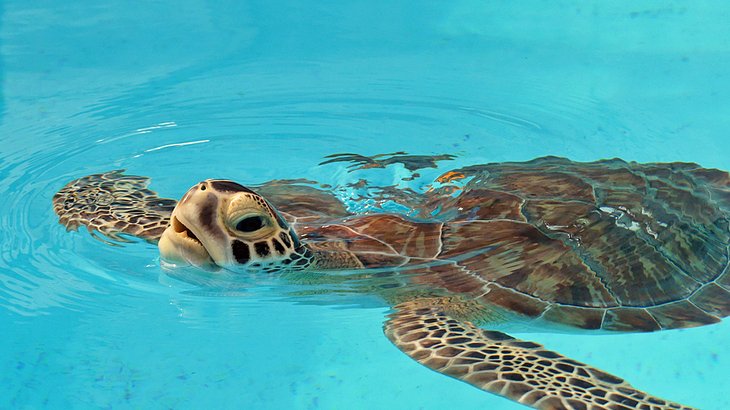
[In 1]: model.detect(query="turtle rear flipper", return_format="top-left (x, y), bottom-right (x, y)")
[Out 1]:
top-left (385, 300), bottom-right (694, 410)
top-left (53, 170), bottom-right (177, 243)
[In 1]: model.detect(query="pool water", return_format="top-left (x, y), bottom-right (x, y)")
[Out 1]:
top-left (1, 1), bottom-right (729, 409)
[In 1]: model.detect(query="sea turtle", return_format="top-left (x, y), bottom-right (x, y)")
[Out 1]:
top-left (53, 156), bottom-right (730, 410)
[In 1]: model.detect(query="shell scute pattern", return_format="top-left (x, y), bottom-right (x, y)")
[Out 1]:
top-left (400, 157), bottom-right (729, 331)
top-left (426, 188), bottom-right (527, 222)
top-left (689, 282), bottom-right (730, 317)
top-left (345, 214), bottom-right (443, 260)
top-left (438, 220), bottom-right (617, 309)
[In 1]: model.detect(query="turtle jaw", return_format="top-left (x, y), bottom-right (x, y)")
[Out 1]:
top-left (159, 215), bottom-right (219, 270)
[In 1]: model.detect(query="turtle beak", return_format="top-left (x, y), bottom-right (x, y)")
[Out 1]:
top-left (159, 214), bottom-right (218, 270)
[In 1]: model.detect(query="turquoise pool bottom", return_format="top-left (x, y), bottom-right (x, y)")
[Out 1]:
top-left (3, 277), bottom-right (728, 409)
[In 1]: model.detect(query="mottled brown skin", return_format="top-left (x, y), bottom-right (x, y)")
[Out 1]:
top-left (53, 156), bottom-right (730, 410)
top-left (52, 170), bottom-right (177, 242)
top-left (386, 298), bottom-right (693, 410)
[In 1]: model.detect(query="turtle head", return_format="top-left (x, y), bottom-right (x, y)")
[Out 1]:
top-left (159, 180), bottom-right (311, 271)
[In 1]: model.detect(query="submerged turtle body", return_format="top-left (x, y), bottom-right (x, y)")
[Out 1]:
top-left (53, 156), bottom-right (730, 410)
top-left (290, 156), bottom-right (730, 332)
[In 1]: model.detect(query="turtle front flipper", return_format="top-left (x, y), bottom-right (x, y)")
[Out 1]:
top-left (53, 170), bottom-right (177, 243)
top-left (385, 300), bottom-right (694, 410)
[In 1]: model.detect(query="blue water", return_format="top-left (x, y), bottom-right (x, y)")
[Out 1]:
top-left (1, 1), bottom-right (729, 409)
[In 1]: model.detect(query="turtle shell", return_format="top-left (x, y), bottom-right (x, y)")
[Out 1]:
top-left (308, 157), bottom-right (730, 332)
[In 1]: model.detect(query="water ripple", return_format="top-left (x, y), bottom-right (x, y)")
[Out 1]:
top-left (0, 59), bottom-right (726, 325)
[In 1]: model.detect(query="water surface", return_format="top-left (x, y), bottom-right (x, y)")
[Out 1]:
top-left (1, 1), bottom-right (729, 409)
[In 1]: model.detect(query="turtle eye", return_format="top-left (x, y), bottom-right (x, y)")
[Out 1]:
top-left (236, 216), bottom-right (264, 232)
